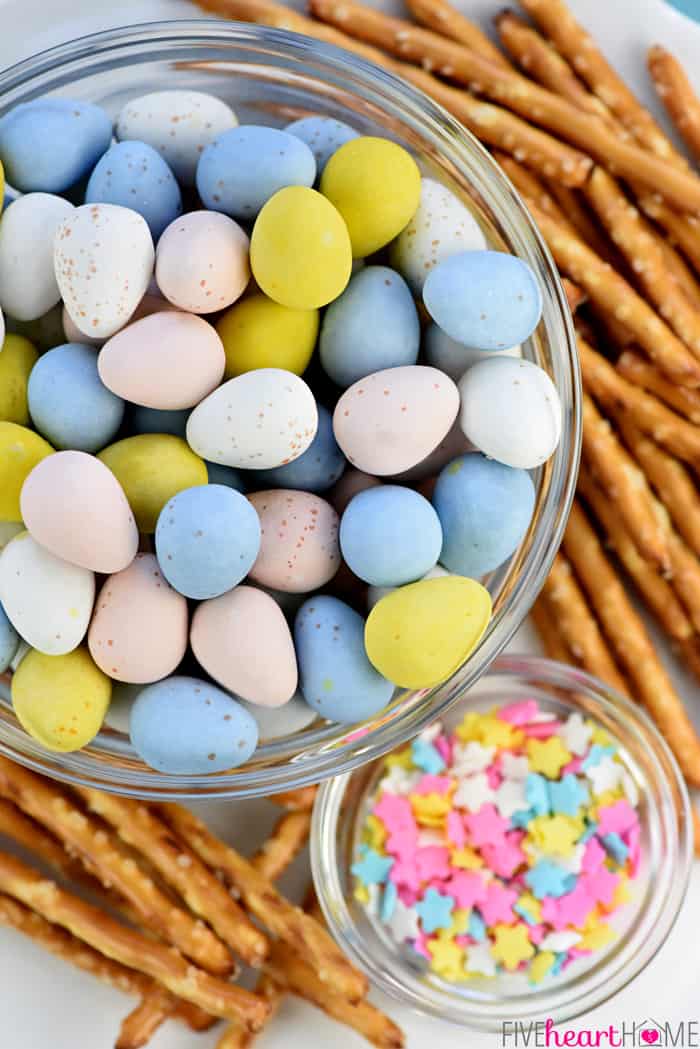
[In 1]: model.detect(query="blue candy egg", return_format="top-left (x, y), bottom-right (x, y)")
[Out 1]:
top-left (294, 596), bottom-right (394, 722)
top-left (155, 484), bottom-right (261, 599)
top-left (206, 461), bottom-right (247, 492)
top-left (423, 250), bottom-right (543, 351)
top-left (27, 343), bottom-right (124, 452)
top-left (320, 266), bottom-right (420, 387)
top-left (130, 675), bottom-right (259, 773)
top-left (340, 485), bottom-right (442, 586)
top-left (0, 99), bottom-right (112, 193)
top-left (129, 404), bottom-right (190, 439)
top-left (0, 601), bottom-right (19, 673)
top-left (85, 140), bottom-right (182, 240)
top-left (197, 125), bottom-right (316, 220)
top-left (432, 453), bottom-right (535, 577)
top-left (284, 116), bottom-right (359, 173)
top-left (250, 404), bottom-right (346, 493)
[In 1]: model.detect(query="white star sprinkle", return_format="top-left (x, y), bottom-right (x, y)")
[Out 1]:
top-left (558, 712), bottom-right (593, 757)
top-left (500, 752), bottom-right (530, 780)
top-left (451, 741), bottom-right (495, 776)
top-left (539, 930), bottom-right (581, 952)
top-left (466, 942), bottom-right (497, 977)
top-left (377, 766), bottom-right (422, 796)
top-left (586, 755), bottom-right (624, 796)
top-left (452, 772), bottom-right (495, 812)
top-left (495, 777), bottom-right (528, 819)
top-left (386, 897), bottom-right (421, 942)
top-left (418, 722), bottom-right (443, 744)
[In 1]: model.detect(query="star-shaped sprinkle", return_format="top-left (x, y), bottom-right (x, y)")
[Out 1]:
top-left (582, 867), bottom-right (619, 907)
top-left (596, 799), bottom-right (638, 837)
top-left (352, 848), bottom-right (394, 886)
top-left (525, 860), bottom-right (576, 900)
top-left (581, 837), bottom-right (606, 874)
top-left (464, 803), bottom-right (510, 846)
top-left (542, 881), bottom-right (594, 930)
top-left (500, 752), bottom-right (530, 780)
top-left (410, 792), bottom-right (452, 826)
top-left (525, 772), bottom-right (551, 816)
top-left (364, 813), bottom-right (387, 851)
top-left (581, 743), bottom-right (617, 771)
top-left (411, 738), bottom-right (446, 775)
top-left (455, 713), bottom-right (522, 749)
top-left (515, 892), bottom-right (542, 925)
top-left (415, 845), bottom-right (451, 881)
top-left (556, 842), bottom-right (586, 875)
top-left (588, 723), bottom-right (615, 748)
top-left (548, 774), bottom-right (589, 817)
top-left (415, 888), bottom-right (455, 933)
top-left (497, 699), bottom-right (539, 725)
top-left (465, 941), bottom-right (497, 977)
top-left (601, 832), bottom-right (628, 865)
top-left (374, 793), bottom-right (414, 830)
top-left (481, 832), bottom-right (526, 879)
top-left (526, 737), bottom-right (572, 779)
top-left (412, 774), bottom-right (452, 796)
top-left (445, 907), bottom-right (471, 937)
top-left (446, 869), bottom-right (488, 910)
top-left (557, 712), bottom-right (593, 756)
top-left (585, 756), bottom-right (624, 796)
top-left (416, 828), bottom-right (444, 848)
top-left (446, 810), bottom-right (466, 847)
top-left (527, 814), bottom-right (584, 857)
top-left (380, 880), bottom-right (397, 922)
top-left (450, 846), bottom-right (483, 870)
top-left (479, 882), bottom-right (518, 925)
top-left (468, 909), bottom-right (486, 941)
top-left (377, 765), bottom-right (422, 796)
top-left (385, 896), bottom-right (420, 942)
top-left (389, 857), bottom-right (421, 891)
top-left (452, 773), bottom-right (496, 813)
top-left (539, 930), bottom-right (581, 952)
top-left (577, 922), bottom-right (615, 951)
top-left (451, 740), bottom-right (495, 777)
top-left (491, 922), bottom-right (535, 971)
top-left (529, 950), bottom-right (556, 983)
top-left (427, 937), bottom-right (465, 981)
top-left (386, 825), bottom-right (419, 858)
top-left (495, 777), bottom-right (529, 819)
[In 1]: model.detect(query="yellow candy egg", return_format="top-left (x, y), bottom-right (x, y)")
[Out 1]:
top-left (0, 334), bottom-right (38, 424)
top-left (365, 575), bottom-right (491, 689)
top-left (250, 186), bottom-right (352, 310)
top-left (320, 137), bottom-right (421, 258)
top-left (216, 293), bottom-right (319, 378)
top-left (0, 421), bottom-right (53, 522)
top-left (98, 434), bottom-right (208, 532)
top-left (12, 646), bottom-right (111, 752)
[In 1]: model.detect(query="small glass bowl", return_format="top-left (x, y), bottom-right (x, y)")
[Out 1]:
top-left (311, 655), bottom-right (692, 1028)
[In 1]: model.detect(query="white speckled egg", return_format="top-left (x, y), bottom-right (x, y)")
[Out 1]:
top-left (155, 211), bottom-right (250, 314)
top-left (236, 691), bottom-right (317, 740)
top-left (55, 203), bottom-right (155, 340)
top-left (0, 531), bottom-right (94, 655)
top-left (333, 365), bottom-right (460, 476)
top-left (0, 194), bottom-right (74, 322)
top-left (248, 489), bottom-right (340, 593)
top-left (187, 369), bottom-right (318, 469)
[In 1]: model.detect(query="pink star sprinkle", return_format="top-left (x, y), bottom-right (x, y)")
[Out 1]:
top-left (481, 832), bottom-right (526, 879)
top-left (446, 810), bottom-right (467, 847)
top-left (464, 804), bottom-right (510, 847)
top-left (446, 870), bottom-right (488, 910)
top-left (596, 800), bottom-right (638, 837)
top-left (498, 700), bottom-right (539, 725)
top-left (523, 721), bottom-right (559, 739)
top-left (412, 774), bottom-right (453, 796)
top-left (386, 826), bottom-right (419, 859)
top-left (581, 838), bottom-right (606, 875)
top-left (528, 924), bottom-right (545, 945)
top-left (479, 882), bottom-right (518, 925)
top-left (397, 886), bottom-right (419, 907)
top-left (390, 857), bottom-right (421, 892)
top-left (542, 882), bottom-right (594, 929)
top-left (415, 846), bottom-right (451, 882)
top-left (374, 793), bottom-right (414, 831)
top-left (582, 867), bottom-right (619, 906)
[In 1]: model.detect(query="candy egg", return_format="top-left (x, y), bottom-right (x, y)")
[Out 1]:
top-left (390, 178), bottom-right (487, 294)
top-left (55, 204), bottom-right (155, 341)
top-left (367, 563), bottom-right (450, 611)
top-left (12, 646), bottom-right (111, 752)
top-left (62, 291), bottom-right (178, 350)
top-left (0, 601), bottom-right (19, 672)
top-left (0, 99), bottom-right (111, 193)
top-left (191, 585), bottom-right (297, 707)
top-left (197, 125), bottom-right (316, 219)
top-left (86, 140), bottom-right (183, 240)
top-left (365, 575), bottom-right (492, 688)
top-left (0, 422), bottom-right (53, 522)
top-left (88, 553), bottom-right (188, 683)
top-left (216, 293), bottom-right (318, 378)
top-left (130, 676), bottom-right (258, 773)
top-left (0, 334), bottom-right (38, 425)
top-left (0, 532), bottom-right (95, 655)
top-left (423, 251), bottom-right (543, 350)
top-left (155, 211), bottom-right (250, 314)
top-left (237, 692), bottom-right (317, 740)
top-left (432, 453), bottom-right (535, 576)
top-left (186, 369), bottom-right (318, 469)
top-left (116, 90), bottom-right (238, 185)
top-left (0, 194), bottom-right (74, 321)
top-left (320, 137), bottom-right (421, 257)
top-left (340, 485), bottom-right (442, 586)
top-left (459, 357), bottom-right (562, 469)
top-left (251, 404), bottom-right (345, 493)
top-left (98, 434), bottom-right (208, 533)
top-left (424, 322), bottom-right (522, 382)
top-left (248, 490), bottom-right (340, 593)
top-left (129, 405), bottom-right (190, 439)
top-left (333, 365), bottom-right (460, 475)
top-left (9, 303), bottom-right (65, 353)
top-left (388, 419), bottom-right (472, 484)
top-left (294, 595), bottom-right (394, 723)
top-left (28, 343), bottom-right (124, 451)
top-left (319, 266), bottom-right (420, 387)
top-left (285, 116), bottom-right (359, 172)
top-left (250, 186), bottom-right (352, 310)
top-left (329, 468), bottom-right (381, 516)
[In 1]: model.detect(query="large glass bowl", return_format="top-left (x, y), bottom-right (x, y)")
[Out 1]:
top-left (0, 21), bottom-right (581, 799)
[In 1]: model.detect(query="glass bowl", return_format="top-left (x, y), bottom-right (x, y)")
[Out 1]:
top-left (0, 22), bottom-right (580, 799)
top-left (311, 655), bottom-right (692, 1028)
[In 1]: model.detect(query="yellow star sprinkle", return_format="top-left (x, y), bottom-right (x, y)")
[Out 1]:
top-left (427, 937), bottom-right (466, 981)
top-left (578, 923), bottom-right (616, 951)
top-left (410, 792), bottom-right (451, 826)
top-left (529, 950), bottom-right (556, 983)
top-left (589, 789), bottom-right (624, 814)
top-left (587, 721), bottom-right (615, 747)
top-left (450, 846), bottom-right (483, 870)
top-left (578, 905), bottom-right (602, 933)
top-left (527, 814), bottom-right (584, 857)
top-left (363, 814), bottom-right (387, 851)
top-left (385, 747), bottom-right (414, 769)
top-left (444, 908), bottom-right (471, 938)
top-left (526, 736), bottom-right (572, 779)
top-left (517, 892), bottom-right (542, 923)
top-left (491, 923), bottom-right (536, 971)
top-left (455, 711), bottom-right (523, 749)
top-left (354, 883), bottom-right (370, 904)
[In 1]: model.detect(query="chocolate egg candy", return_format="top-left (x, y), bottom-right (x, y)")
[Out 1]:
top-left (248, 489), bottom-right (340, 593)
top-left (250, 404), bottom-right (346, 494)
top-left (0, 193), bottom-right (74, 321)
top-left (86, 140), bottom-right (182, 240)
top-left (155, 211), bottom-right (250, 314)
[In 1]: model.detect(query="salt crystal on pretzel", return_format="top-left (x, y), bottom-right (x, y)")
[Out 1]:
top-left (617, 352), bottom-right (700, 427)
top-left (405, 0), bottom-right (510, 68)
top-left (648, 45), bottom-right (700, 165)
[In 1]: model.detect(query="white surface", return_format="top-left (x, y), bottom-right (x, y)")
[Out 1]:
top-left (0, 0), bottom-right (699, 1044)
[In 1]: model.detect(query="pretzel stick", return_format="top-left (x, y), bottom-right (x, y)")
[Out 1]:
top-left (648, 45), bottom-right (700, 164)
top-left (617, 351), bottom-right (700, 426)
top-left (530, 595), bottom-right (575, 662)
top-left (693, 804), bottom-right (700, 858)
top-left (405, 0), bottom-right (510, 68)
top-left (637, 196), bottom-right (700, 277)
top-left (494, 153), bottom-right (576, 229)
top-left (270, 785), bottom-right (318, 811)
top-left (251, 809), bottom-right (312, 882)
top-left (217, 975), bottom-right (284, 1049)
top-left (116, 987), bottom-right (177, 1049)
top-left (651, 501), bottom-right (700, 634)
top-left (678, 637), bottom-right (700, 686)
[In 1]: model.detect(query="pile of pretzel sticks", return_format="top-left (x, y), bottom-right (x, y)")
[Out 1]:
top-left (0, 759), bottom-right (403, 1049)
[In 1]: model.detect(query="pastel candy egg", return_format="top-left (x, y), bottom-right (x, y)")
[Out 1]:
top-left (388, 418), bottom-right (472, 484)
top-left (237, 691), bottom-right (317, 740)
top-left (186, 369), bottom-right (318, 469)
top-left (0, 334), bottom-right (38, 425)
top-left (251, 405), bottom-right (346, 493)
top-left (0, 99), bottom-right (111, 193)
top-left (216, 293), bottom-right (318, 378)
top-left (98, 312), bottom-right (225, 410)
top-left (85, 140), bottom-right (182, 240)
top-left (205, 461), bottom-right (247, 492)
top-left (248, 490), bottom-right (340, 593)
top-left (20, 451), bottom-right (138, 573)
top-left (423, 250), bottom-right (543, 350)
top-left (340, 486), bottom-right (442, 586)
top-left (62, 290), bottom-right (178, 349)
top-left (129, 405), bottom-right (190, 439)
top-left (0, 532), bottom-right (94, 655)
top-left (130, 676), bottom-right (258, 774)
top-left (116, 91), bottom-right (237, 185)
top-left (155, 211), bottom-right (250, 314)
top-left (0, 601), bottom-right (19, 672)
top-left (390, 178), bottom-right (486, 294)
top-left (329, 468), bottom-right (381, 516)
top-left (28, 343), bottom-right (124, 451)
top-left (98, 434), bottom-right (208, 533)
top-left (424, 322), bottom-right (522, 382)
top-left (459, 357), bottom-right (562, 469)
top-left (320, 137), bottom-right (421, 257)
top-left (294, 596), bottom-right (393, 723)
top-left (365, 575), bottom-right (492, 688)
top-left (285, 116), bottom-right (359, 172)
top-left (319, 266), bottom-right (420, 387)
top-left (0, 422), bottom-right (53, 522)
top-left (55, 204), bottom-right (155, 341)
top-left (191, 585), bottom-right (297, 707)
top-left (432, 453), bottom-right (535, 576)
top-left (367, 563), bottom-right (450, 611)
top-left (333, 365), bottom-right (459, 476)
top-left (12, 646), bottom-right (111, 752)
top-left (0, 194), bottom-right (74, 321)
top-left (250, 186), bottom-right (352, 310)
top-left (155, 484), bottom-right (261, 599)
top-left (88, 553), bottom-right (188, 683)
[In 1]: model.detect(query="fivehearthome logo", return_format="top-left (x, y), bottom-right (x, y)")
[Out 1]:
top-left (501, 1018), bottom-right (700, 1048)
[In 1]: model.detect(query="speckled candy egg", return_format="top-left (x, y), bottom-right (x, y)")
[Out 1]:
top-left (251, 405), bottom-right (345, 493)
top-left (333, 365), bottom-right (459, 476)
top-left (294, 595), bottom-right (393, 723)
top-left (248, 490), bottom-right (340, 593)
top-left (88, 553), bottom-right (188, 683)
top-left (0, 334), bottom-right (38, 425)
top-left (0, 194), bottom-right (74, 321)
top-left (116, 90), bottom-right (238, 185)
top-left (0, 422), bottom-right (53, 522)
top-left (237, 691), bottom-right (317, 740)
top-left (186, 369), bottom-right (317, 470)
top-left (424, 322), bottom-right (522, 381)
top-left (155, 211), bottom-right (250, 314)
top-left (0, 601), bottom-right (19, 672)
top-left (130, 676), bottom-right (258, 774)
top-left (55, 204), bottom-right (155, 341)
top-left (191, 585), bottom-right (297, 707)
top-left (86, 140), bottom-right (182, 240)
top-left (62, 290), bottom-right (178, 349)
top-left (284, 116), bottom-right (358, 172)
top-left (216, 293), bottom-right (319, 379)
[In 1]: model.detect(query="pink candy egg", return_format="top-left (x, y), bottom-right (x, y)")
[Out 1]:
top-left (155, 210), bottom-right (250, 314)
top-left (248, 489), bottom-right (340, 593)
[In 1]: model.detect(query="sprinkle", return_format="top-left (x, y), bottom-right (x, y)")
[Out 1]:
top-left (601, 832), bottom-right (629, 865)
top-left (450, 846), bottom-right (483, 870)
top-left (446, 870), bottom-right (488, 910)
top-left (468, 909), bottom-right (487, 941)
top-left (583, 867), bottom-right (619, 907)
top-left (415, 888), bottom-right (455, 933)
top-left (539, 930), bottom-right (582, 952)
top-left (577, 923), bottom-right (616, 951)
top-left (410, 792), bottom-right (452, 825)
top-left (377, 765), bottom-right (422, 796)
top-left (585, 756), bottom-right (624, 796)
top-left (494, 777), bottom-right (529, 819)
top-left (515, 892), bottom-right (542, 925)
top-left (491, 923), bottom-right (535, 970)
top-left (548, 773), bottom-right (589, 816)
top-left (542, 882), bottom-right (594, 929)
top-left (351, 849), bottom-right (394, 886)
top-left (411, 738), bottom-right (446, 775)
top-left (446, 810), bottom-right (467, 847)
top-left (451, 740), bottom-right (495, 776)
top-left (525, 772), bottom-right (550, 816)
top-left (581, 743), bottom-right (617, 770)
top-left (415, 846), bottom-right (451, 882)
top-left (445, 907), bottom-right (471, 937)
top-left (363, 814), bottom-right (387, 851)
top-left (526, 737), bottom-right (572, 778)
top-left (380, 880), bottom-right (398, 922)
top-left (596, 799), bottom-right (638, 837)
top-left (412, 774), bottom-right (453, 796)
top-left (389, 857), bottom-right (421, 891)
top-left (479, 882), bottom-right (518, 925)
top-left (481, 832), bottom-right (526, 878)
top-left (452, 773), bottom-right (495, 813)
top-left (385, 826), bottom-right (419, 858)
top-left (550, 952), bottom-right (567, 976)
top-left (557, 712), bottom-right (593, 756)
top-left (427, 937), bottom-right (465, 981)
top-left (465, 940), bottom-right (497, 977)
top-left (529, 950), bottom-right (556, 983)
top-left (456, 712), bottom-right (522, 749)
top-left (374, 793), bottom-right (414, 830)
top-left (497, 699), bottom-right (539, 724)
top-left (464, 803), bottom-right (510, 846)
top-left (525, 860), bottom-right (575, 899)
top-left (527, 814), bottom-right (584, 857)
top-left (500, 752), bottom-right (530, 780)
top-left (385, 896), bottom-right (420, 942)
